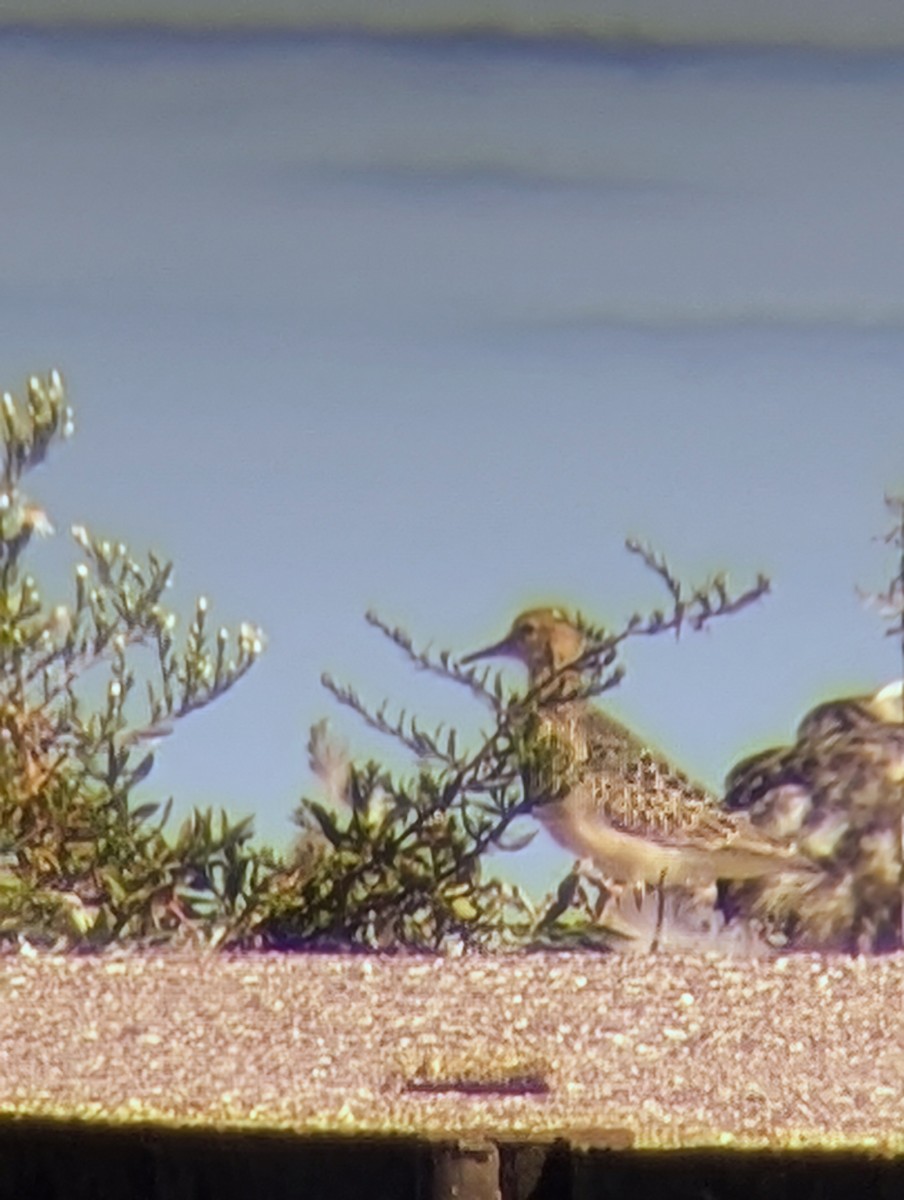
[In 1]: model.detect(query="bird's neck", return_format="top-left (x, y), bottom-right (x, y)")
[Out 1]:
top-left (529, 664), bottom-right (585, 703)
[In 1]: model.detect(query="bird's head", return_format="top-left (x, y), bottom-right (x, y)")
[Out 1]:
top-left (462, 607), bottom-right (586, 683)
top-left (870, 679), bottom-right (903, 725)
top-left (795, 680), bottom-right (904, 744)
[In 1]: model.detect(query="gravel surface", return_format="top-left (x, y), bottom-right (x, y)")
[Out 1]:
top-left (1, 950), bottom-right (902, 1153)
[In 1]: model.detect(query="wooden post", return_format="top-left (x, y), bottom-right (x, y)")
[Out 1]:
top-left (431, 1139), bottom-right (500, 1200)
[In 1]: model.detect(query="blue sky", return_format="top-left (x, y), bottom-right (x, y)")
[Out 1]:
top-left (1, 20), bottom-right (903, 896)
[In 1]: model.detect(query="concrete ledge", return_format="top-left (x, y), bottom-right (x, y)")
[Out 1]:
top-left (1, 950), bottom-right (901, 1153)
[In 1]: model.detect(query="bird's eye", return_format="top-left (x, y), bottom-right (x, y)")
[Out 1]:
top-left (519, 621), bottom-right (536, 637)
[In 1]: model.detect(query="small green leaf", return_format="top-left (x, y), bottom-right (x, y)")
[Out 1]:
top-left (307, 802), bottom-right (345, 848)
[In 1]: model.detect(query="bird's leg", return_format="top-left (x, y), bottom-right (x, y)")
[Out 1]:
top-left (571, 857), bottom-right (613, 921)
top-left (574, 856), bottom-right (607, 890)
top-left (649, 869), bottom-right (668, 953)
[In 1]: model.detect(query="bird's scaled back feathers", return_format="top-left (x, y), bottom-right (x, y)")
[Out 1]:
top-left (722, 680), bottom-right (904, 951)
top-left (531, 700), bottom-right (811, 887)
top-left (465, 607), bottom-right (812, 888)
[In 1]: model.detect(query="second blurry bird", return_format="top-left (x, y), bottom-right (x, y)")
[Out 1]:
top-left (722, 679), bottom-right (904, 951)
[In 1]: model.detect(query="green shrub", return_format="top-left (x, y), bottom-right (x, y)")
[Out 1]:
top-left (0, 371), bottom-right (270, 948)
